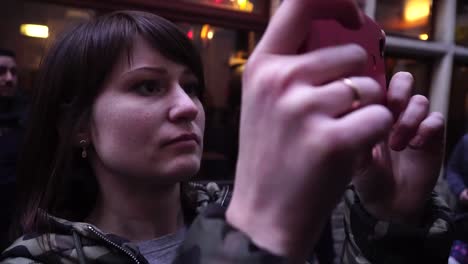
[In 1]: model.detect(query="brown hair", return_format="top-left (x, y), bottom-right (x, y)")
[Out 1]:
top-left (14, 10), bottom-right (204, 237)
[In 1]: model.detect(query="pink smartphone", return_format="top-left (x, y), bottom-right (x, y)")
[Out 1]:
top-left (304, 14), bottom-right (387, 90)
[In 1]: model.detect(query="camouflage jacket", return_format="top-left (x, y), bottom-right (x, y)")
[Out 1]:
top-left (1, 184), bottom-right (454, 264)
top-left (341, 188), bottom-right (454, 264)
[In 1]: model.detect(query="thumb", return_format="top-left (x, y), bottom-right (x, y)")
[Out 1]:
top-left (307, 0), bottom-right (364, 29)
top-left (254, 0), bottom-right (364, 55)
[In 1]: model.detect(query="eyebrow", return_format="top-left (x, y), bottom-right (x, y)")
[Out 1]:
top-left (122, 66), bottom-right (168, 76)
top-left (122, 66), bottom-right (195, 77)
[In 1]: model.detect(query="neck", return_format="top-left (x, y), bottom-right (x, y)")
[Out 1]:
top-left (87, 177), bottom-right (183, 241)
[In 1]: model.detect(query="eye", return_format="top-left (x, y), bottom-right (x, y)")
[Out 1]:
top-left (133, 80), bottom-right (164, 96)
top-left (10, 68), bottom-right (17, 76)
top-left (182, 82), bottom-right (201, 97)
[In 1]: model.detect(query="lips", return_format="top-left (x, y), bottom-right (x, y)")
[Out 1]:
top-left (163, 133), bottom-right (201, 146)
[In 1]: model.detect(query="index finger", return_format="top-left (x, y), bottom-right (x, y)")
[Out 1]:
top-left (254, 0), bottom-right (364, 55)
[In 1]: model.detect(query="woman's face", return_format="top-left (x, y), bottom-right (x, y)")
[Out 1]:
top-left (89, 36), bottom-right (205, 184)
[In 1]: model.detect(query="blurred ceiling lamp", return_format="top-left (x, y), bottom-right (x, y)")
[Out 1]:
top-left (237, 0), bottom-right (254, 12)
top-left (20, 24), bottom-right (49, 38)
top-left (201, 24), bottom-right (210, 39)
top-left (207, 30), bottom-right (214, 40)
top-left (237, 0), bottom-right (247, 8)
top-left (404, 0), bottom-right (431, 22)
top-left (187, 30), bottom-right (194, 40)
top-left (419, 33), bottom-right (429, 40)
top-left (65, 9), bottom-right (93, 20)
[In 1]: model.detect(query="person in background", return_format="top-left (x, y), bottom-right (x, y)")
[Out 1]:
top-left (0, 49), bottom-right (28, 251)
top-left (0, 49), bottom-right (18, 97)
top-left (447, 134), bottom-right (468, 212)
top-left (447, 134), bottom-right (468, 264)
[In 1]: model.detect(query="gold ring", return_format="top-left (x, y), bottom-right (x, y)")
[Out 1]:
top-left (342, 78), bottom-right (361, 109)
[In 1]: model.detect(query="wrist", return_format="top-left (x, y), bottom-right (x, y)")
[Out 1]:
top-left (226, 200), bottom-right (290, 257)
top-left (364, 204), bottom-right (424, 226)
top-left (225, 197), bottom-right (310, 260)
top-left (357, 193), bottom-right (425, 226)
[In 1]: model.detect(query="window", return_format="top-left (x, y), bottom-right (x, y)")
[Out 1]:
top-left (456, 0), bottom-right (468, 45)
top-left (0, 0), bottom-right (95, 93)
top-left (375, 0), bottom-right (435, 40)
top-left (177, 0), bottom-right (267, 14)
top-left (385, 56), bottom-right (433, 96)
top-left (447, 63), bottom-right (468, 160)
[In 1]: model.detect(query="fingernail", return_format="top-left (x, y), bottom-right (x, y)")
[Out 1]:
top-left (409, 135), bottom-right (424, 148)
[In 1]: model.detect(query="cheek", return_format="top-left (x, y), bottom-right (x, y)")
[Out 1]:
top-left (91, 96), bottom-right (164, 157)
top-left (197, 103), bottom-right (206, 134)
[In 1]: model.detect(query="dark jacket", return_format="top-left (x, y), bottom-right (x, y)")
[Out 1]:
top-left (446, 134), bottom-right (468, 199)
top-left (0, 183), bottom-right (453, 264)
top-left (0, 94), bottom-right (28, 251)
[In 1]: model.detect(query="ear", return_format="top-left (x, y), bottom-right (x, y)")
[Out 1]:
top-left (74, 116), bottom-right (92, 147)
top-left (75, 131), bottom-right (91, 147)
top-left (73, 112), bottom-right (92, 147)
top-left (56, 103), bottom-right (93, 147)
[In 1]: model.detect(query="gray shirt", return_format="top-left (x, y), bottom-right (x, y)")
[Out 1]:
top-left (135, 228), bottom-right (186, 264)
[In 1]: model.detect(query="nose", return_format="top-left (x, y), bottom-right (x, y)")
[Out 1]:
top-left (168, 86), bottom-right (199, 122)
top-left (5, 71), bottom-right (14, 82)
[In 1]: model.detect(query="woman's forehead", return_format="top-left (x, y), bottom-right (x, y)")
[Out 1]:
top-left (113, 36), bottom-right (193, 78)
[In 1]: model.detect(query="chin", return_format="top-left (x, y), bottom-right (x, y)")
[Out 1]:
top-left (163, 156), bottom-right (201, 181)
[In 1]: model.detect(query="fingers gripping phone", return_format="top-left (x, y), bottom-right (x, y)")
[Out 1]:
top-left (304, 15), bottom-right (387, 90)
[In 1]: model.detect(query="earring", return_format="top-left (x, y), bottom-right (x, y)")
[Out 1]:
top-left (79, 139), bottom-right (88, 158)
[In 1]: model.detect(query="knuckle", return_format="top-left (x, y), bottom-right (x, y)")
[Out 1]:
top-left (387, 93), bottom-right (407, 108)
top-left (276, 90), bottom-right (317, 119)
top-left (306, 54), bottom-right (321, 70)
top-left (276, 64), bottom-right (300, 89)
top-left (304, 121), bottom-right (334, 152)
top-left (346, 44), bottom-right (367, 59)
top-left (243, 58), bottom-right (260, 81)
top-left (348, 45), bottom-right (368, 66)
top-left (254, 58), bottom-right (302, 94)
top-left (397, 119), bottom-right (413, 132)
top-left (320, 125), bottom-right (349, 152)
top-left (361, 78), bottom-right (384, 101)
top-left (275, 94), bottom-right (299, 119)
top-left (247, 62), bottom-right (282, 98)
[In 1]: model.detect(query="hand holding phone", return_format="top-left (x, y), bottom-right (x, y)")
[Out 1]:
top-left (304, 14), bottom-right (387, 90)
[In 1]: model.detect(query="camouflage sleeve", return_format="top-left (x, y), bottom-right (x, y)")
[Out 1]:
top-left (175, 204), bottom-right (287, 264)
top-left (0, 257), bottom-right (44, 264)
top-left (342, 187), bottom-right (454, 264)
